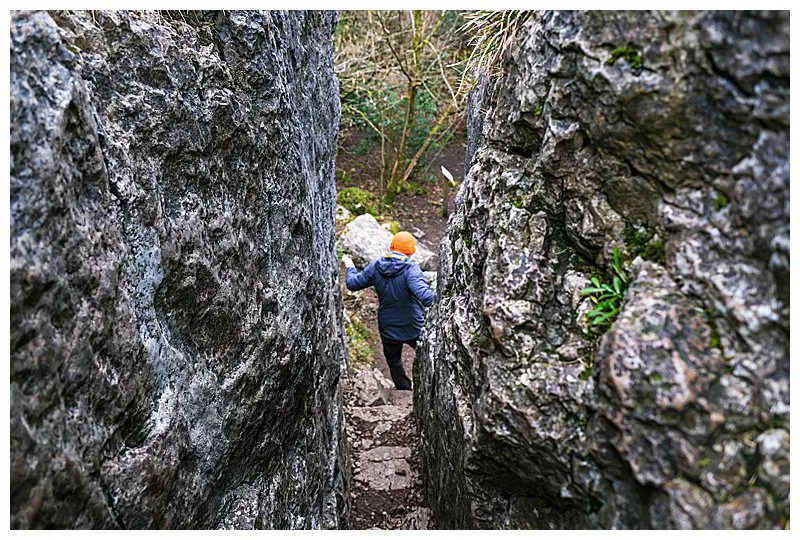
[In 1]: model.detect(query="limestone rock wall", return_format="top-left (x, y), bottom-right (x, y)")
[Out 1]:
top-left (415, 11), bottom-right (789, 529)
top-left (11, 10), bottom-right (349, 529)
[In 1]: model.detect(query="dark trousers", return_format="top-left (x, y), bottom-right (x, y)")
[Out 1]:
top-left (380, 336), bottom-right (417, 390)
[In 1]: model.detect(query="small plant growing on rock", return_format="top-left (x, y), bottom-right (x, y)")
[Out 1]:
top-left (471, 332), bottom-right (483, 347)
top-left (713, 192), bottom-right (730, 211)
top-left (580, 247), bottom-right (628, 329)
top-left (623, 223), bottom-right (666, 265)
top-left (607, 46), bottom-right (643, 72)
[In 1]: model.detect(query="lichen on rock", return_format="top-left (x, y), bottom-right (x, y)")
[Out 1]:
top-left (415, 10), bottom-right (789, 529)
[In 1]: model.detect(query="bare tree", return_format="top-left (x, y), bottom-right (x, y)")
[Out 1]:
top-left (335, 10), bottom-right (470, 204)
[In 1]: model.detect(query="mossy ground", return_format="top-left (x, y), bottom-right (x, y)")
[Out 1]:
top-left (338, 187), bottom-right (381, 216)
top-left (346, 316), bottom-right (374, 370)
top-left (623, 223), bottom-right (666, 265)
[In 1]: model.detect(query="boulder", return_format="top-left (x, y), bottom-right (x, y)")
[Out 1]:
top-left (351, 368), bottom-right (395, 407)
top-left (337, 213), bottom-right (438, 271)
top-left (415, 10), bottom-right (789, 530)
top-left (10, 10), bottom-right (349, 529)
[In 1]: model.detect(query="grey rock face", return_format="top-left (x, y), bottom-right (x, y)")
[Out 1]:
top-left (336, 213), bottom-right (438, 271)
top-left (416, 11), bottom-right (788, 529)
top-left (11, 10), bottom-right (348, 529)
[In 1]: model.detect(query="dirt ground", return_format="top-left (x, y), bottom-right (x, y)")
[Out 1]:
top-left (337, 126), bottom-right (465, 530)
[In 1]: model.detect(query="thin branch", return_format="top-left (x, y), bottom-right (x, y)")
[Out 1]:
top-left (341, 103), bottom-right (388, 142)
top-left (376, 12), bottom-right (413, 82)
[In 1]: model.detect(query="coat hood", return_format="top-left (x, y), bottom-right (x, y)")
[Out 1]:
top-left (376, 252), bottom-right (413, 277)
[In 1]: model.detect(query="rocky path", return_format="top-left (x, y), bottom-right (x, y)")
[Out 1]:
top-left (343, 288), bottom-right (433, 530)
top-left (336, 136), bottom-right (462, 530)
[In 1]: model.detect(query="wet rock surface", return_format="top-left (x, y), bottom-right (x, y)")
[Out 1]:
top-left (416, 11), bottom-right (789, 529)
top-left (11, 10), bottom-right (348, 529)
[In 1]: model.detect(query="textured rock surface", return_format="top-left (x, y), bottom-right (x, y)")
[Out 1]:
top-left (336, 213), bottom-right (438, 271)
top-left (416, 11), bottom-right (789, 529)
top-left (11, 10), bottom-right (349, 529)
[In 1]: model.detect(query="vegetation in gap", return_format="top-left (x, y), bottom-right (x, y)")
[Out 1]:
top-left (345, 317), bottom-right (374, 370)
top-left (386, 220), bottom-right (402, 234)
top-left (713, 192), bottom-right (730, 211)
top-left (580, 247), bottom-right (629, 330)
top-left (334, 10), bottom-right (472, 205)
top-left (337, 187), bottom-right (381, 216)
top-left (607, 45), bottom-right (644, 72)
top-left (623, 223), bottom-right (667, 265)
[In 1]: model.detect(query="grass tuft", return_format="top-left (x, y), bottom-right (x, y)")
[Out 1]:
top-left (458, 10), bottom-right (533, 85)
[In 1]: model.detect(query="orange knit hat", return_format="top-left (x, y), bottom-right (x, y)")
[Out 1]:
top-left (390, 231), bottom-right (416, 256)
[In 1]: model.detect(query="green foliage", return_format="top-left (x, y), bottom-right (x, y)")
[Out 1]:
top-left (641, 239), bottom-right (666, 265)
top-left (579, 365), bottom-right (593, 381)
top-left (386, 220), bottom-right (402, 235)
top-left (354, 136), bottom-right (375, 156)
top-left (534, 85), bottom-right (550, 117)
top-left (713, 193), bottom-right (730, 211)
top-left (623, 224), bottom-right (651, 253)
top-left (337, 187), bottom-right (380, 216)
top-left (607, 46), bottom-right (643, 72)
top-left (703, 307), bottom-right (723, 352)
top-left (337, 168), bottom-right (355, 186)
top-left (510, 195), bottom-right (524, 208)
top-left (343, 90), bottom-right (450, 161)
top-left (409, 92), bottom-right (438, 152)
top-left (580, 247), bottom-right (628, 330)
top-left (345, 318), bottom-right (373, 369)
top-left (623, 223), bottom-right (666, 265)
top-left (471, 332), bottom-right (483, 347)
top-left (534, 95), bottom-right (547, 117)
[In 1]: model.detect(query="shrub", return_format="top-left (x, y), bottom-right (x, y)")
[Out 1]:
top-left (386, 221), bottom-right (402, 235)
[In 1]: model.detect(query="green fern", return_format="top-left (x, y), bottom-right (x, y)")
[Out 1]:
top-left (580, 247), bottom-right (628, 329)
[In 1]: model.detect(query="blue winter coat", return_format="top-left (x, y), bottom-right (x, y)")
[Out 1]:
top-left (345, 252), bottom-right (436, 341)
